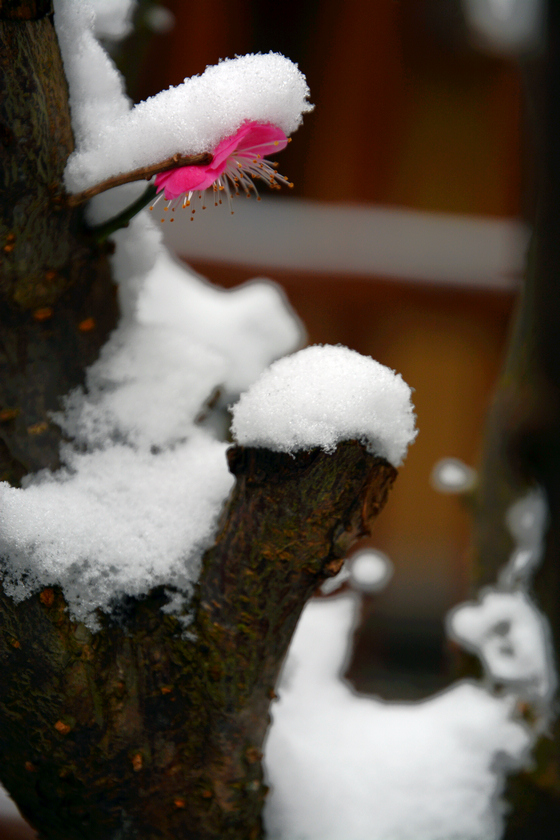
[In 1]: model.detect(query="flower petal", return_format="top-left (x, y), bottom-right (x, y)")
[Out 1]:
top-left (153, 121), bottom-right (289, 201)
top-left (236, 122), bottom-right (288, 157)
top-left (210, 124), bottom-right (254, 168)
top-left (155, 164), bottom-right (215, 200)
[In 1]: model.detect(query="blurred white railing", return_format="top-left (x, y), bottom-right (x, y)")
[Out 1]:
top-left (155, 196), bottom-right (528, 291)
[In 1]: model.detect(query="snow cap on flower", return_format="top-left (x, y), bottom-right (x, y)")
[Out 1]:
top-left (64, 53), bottom-right (312, 193)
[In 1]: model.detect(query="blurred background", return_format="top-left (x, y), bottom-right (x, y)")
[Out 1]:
top-left (115, 0), bottom-right (537, 701)
top-left (122, 0), bottom-right (544, 702)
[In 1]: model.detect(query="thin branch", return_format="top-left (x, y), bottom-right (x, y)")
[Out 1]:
top-left (65, 151), bottom-right (213, 206)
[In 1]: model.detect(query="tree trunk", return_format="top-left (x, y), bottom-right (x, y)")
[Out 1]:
top-left (471, 4), bottom-right (560, 836)
top-left (0, 443), bottom-right (396, 840)
top-left (0, 5), bottom-right (118, 484)
top-left (0, 8), bottom-right (399, 838)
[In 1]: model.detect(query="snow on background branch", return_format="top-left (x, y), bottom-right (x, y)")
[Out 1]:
top-left (264, 487), bottom-right (555, 840)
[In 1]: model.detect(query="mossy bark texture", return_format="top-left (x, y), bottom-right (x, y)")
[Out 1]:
top-left (0, 9), bottom-right (399, 839)
top-left (472, 5), bottom-right (560, 837)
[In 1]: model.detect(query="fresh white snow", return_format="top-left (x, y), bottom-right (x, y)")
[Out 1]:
top-left (449, 589), bottom-right (554, 701)
top-left (265, 487), bottom-right (555, 840)
top-left (431, 457), bottom-right (477, 493)
top-left (231, 344), bottom-right (417, 466)
top-left (264, 594), bottom-right (533, 840)
top-left (89, 0), bottom-right (137, 41)
top-left (0, 435), bottom-right (233, 627)
top-left (349, 548), bottom-right (393, 591)
top-left (64, 50), bottom-right (312, 192)
top-left (449, 488), bottom-right (554, 704)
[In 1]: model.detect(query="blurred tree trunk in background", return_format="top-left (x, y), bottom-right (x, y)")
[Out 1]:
top-left (472, 3), bottom-right (560, 837)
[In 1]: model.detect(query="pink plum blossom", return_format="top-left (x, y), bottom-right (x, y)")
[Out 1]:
top-left (153, 122), bottom-right (292, 216)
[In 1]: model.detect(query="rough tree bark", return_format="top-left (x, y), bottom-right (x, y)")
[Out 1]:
top-left (0, 1), bottom-right (118, 484)
top-left (0, 7), bottom-right (399, 839)
top-left (471, 3), bottom-right (560, 837)
top-left (0, 443), bottom-right (396, 840)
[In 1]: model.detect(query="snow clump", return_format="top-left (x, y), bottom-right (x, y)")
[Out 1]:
top-left (89, 0), bottom-right (137, 41)
top-left (0, 435), bottom-right (233, 627)
top-left (231, 344), bottom-right (417, 467)
top-left (449, 590), bottom-right (554, 702)
top-left (264, 594), bottom-right (532, 840)
top-left (64, 52), bottom-right (313, 193)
